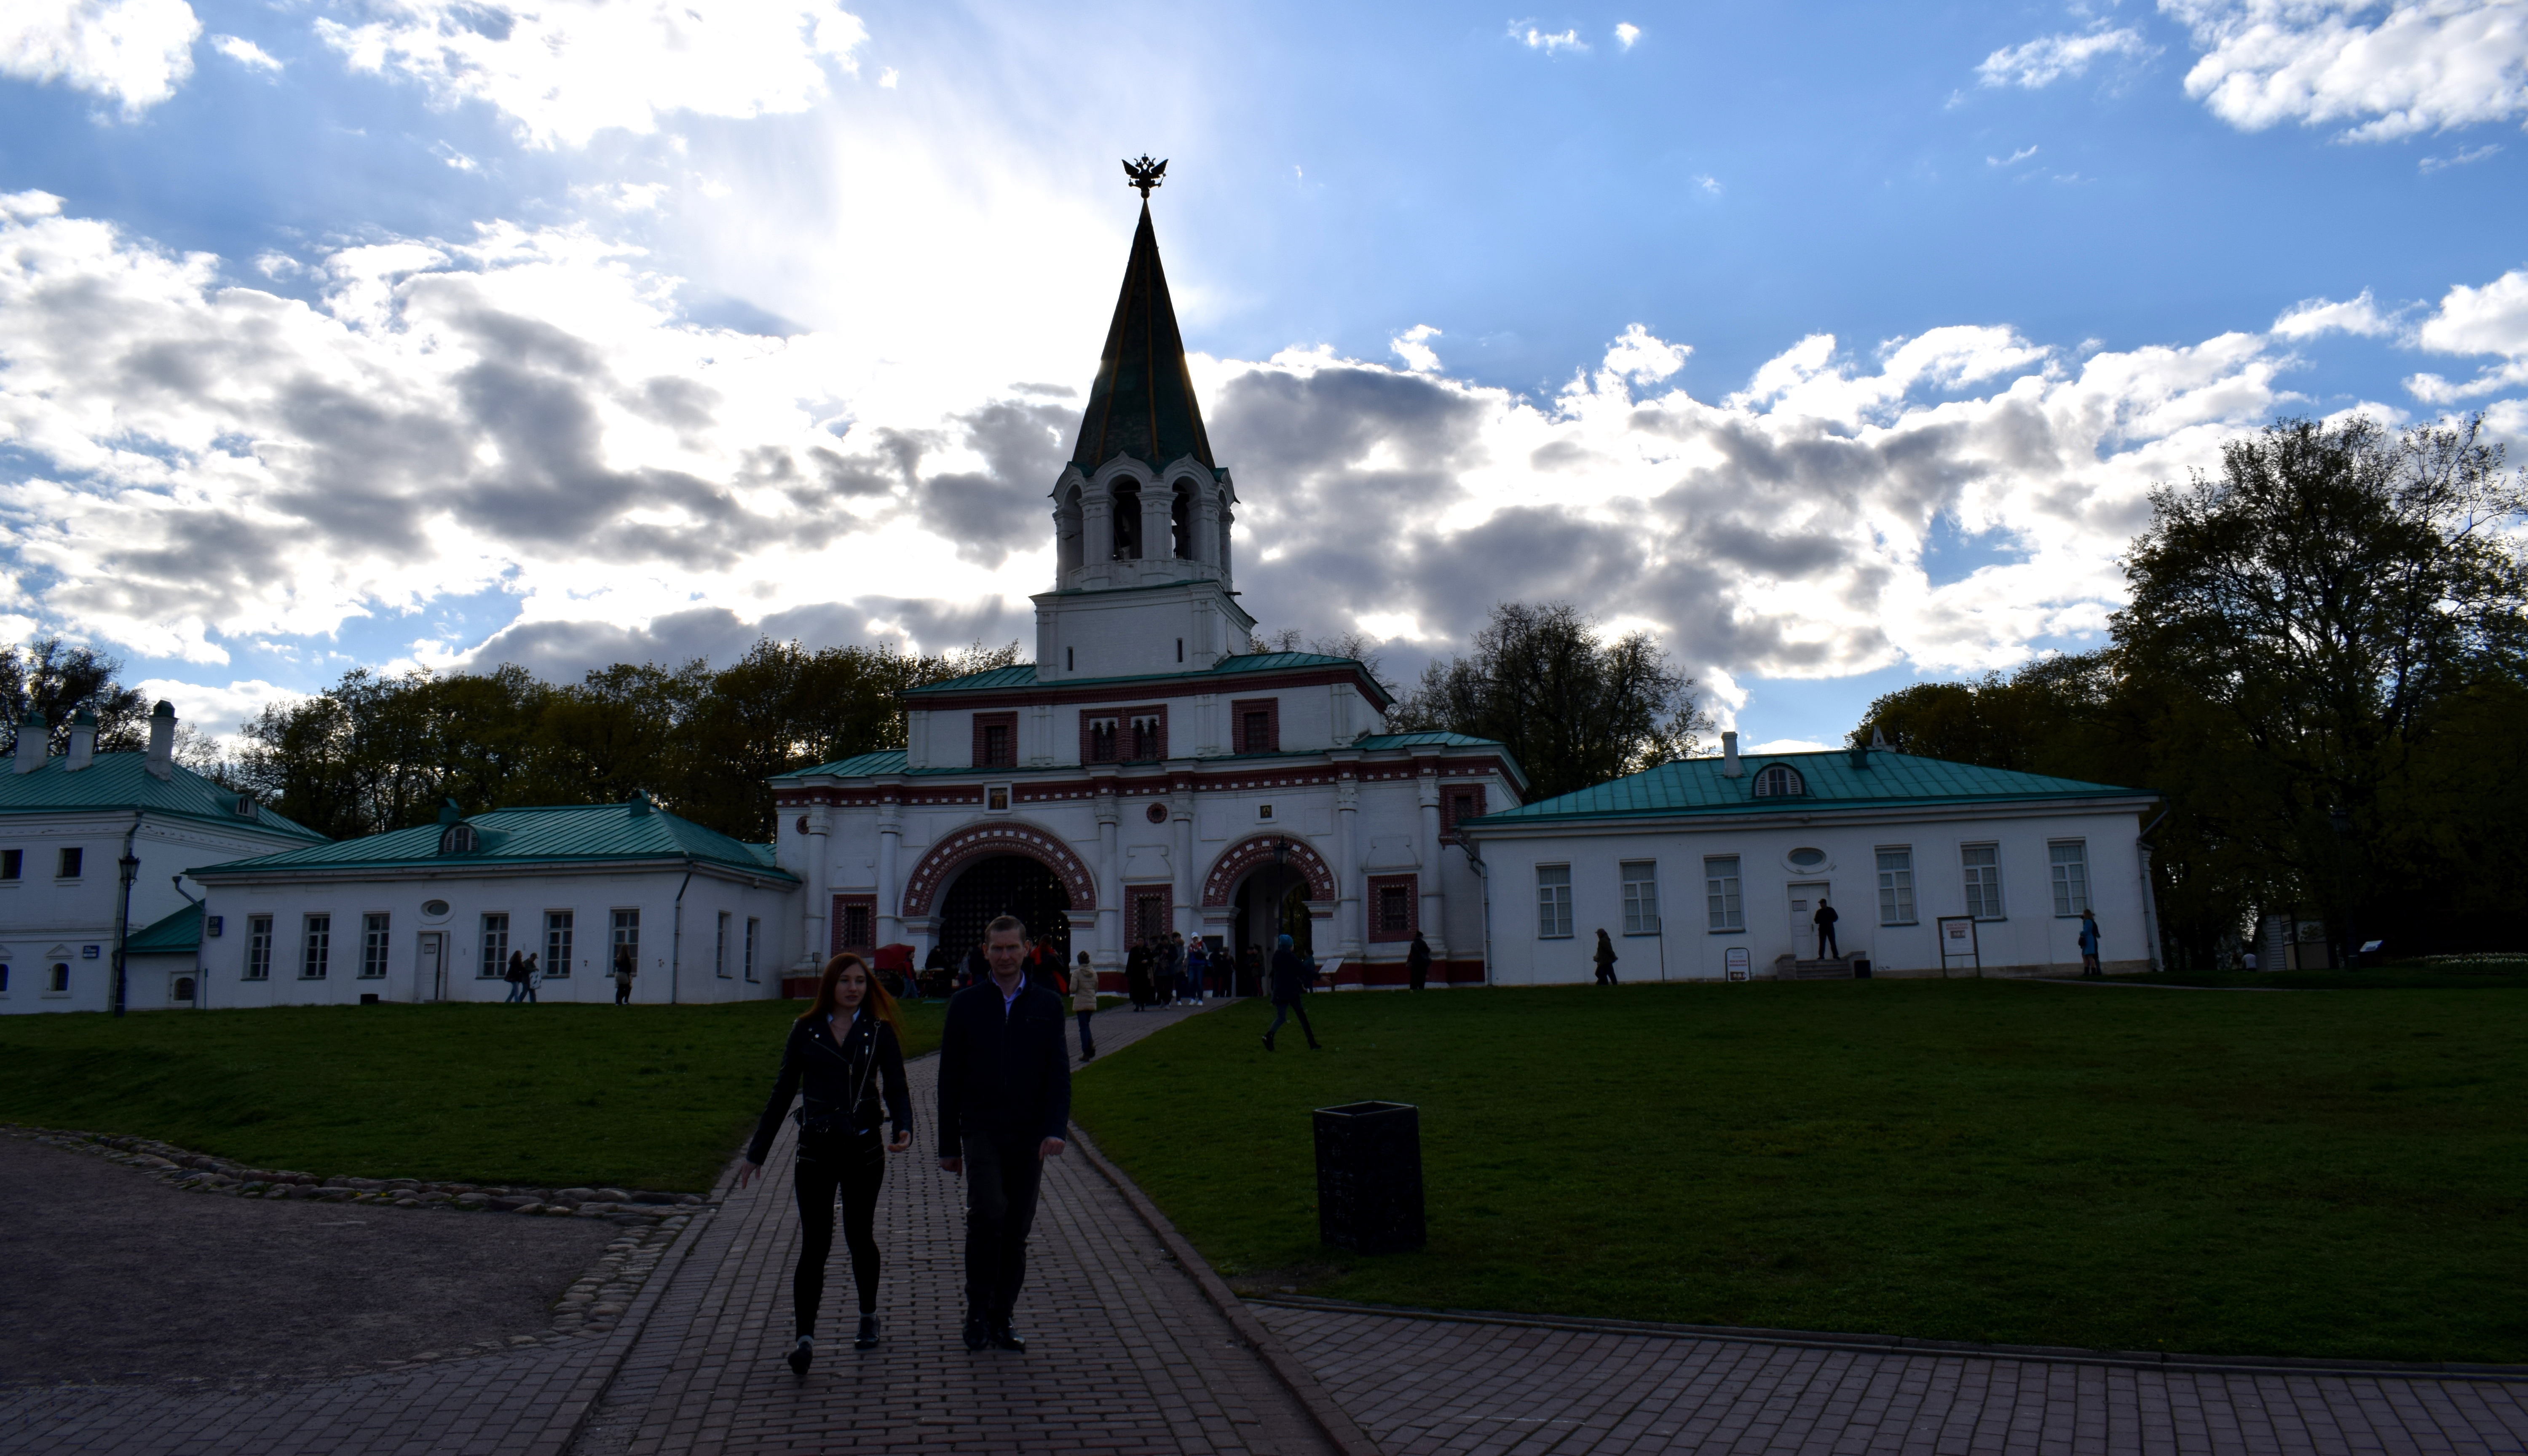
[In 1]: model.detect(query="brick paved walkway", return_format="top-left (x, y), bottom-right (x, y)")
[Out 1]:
top-left (1255, 1302), bottom-right (2528, 1456)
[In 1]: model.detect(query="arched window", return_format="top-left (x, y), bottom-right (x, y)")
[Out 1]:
top-left (1055, 486), bottom-right (1083, 576)
top-left (440, 823), bottom-right (479, 855)
top-left (1111, 479), bottom-right (1142, 559)
top-left (1171, 482), bottom-right (1194, 559)
top-left (1753, 764), bottom-right (1805, 798)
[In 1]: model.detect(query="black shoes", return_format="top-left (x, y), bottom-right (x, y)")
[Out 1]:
top-left (854, 1315), bottom-right (880, 1351)
top-left (1261, 1035), bottom-right (1275, 1052)
top-left (989, 1323), bottom-right (1027, 1352)
top-left (787, 1335), bottom-right (813, 1375)
top-left (961, 1314), bottom-right (989, 1352)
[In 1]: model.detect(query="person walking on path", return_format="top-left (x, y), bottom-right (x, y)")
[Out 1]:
top-left (1239, 943), bottom-right (1262, 998)
top-left (2078, 908), bottom-right (2102, 977)
top-left (937, 915), bottom-right (1070, 1353)
top-left (1814, 898), bottom-right (1841, 960)
top-left (521, 952), bottom-right (541, 1004)
top-left (736, 952), bottom-right (914, 1375)
top-left (1592, 930), bottom-right (1618, 986)
top-left (504, 950), bottom-right (528, 1003)
top-left (611, 944), bottom-right (635, 1004)
top-left (1406, 931), bottom-right (1432, 992)
top-left (1262, 934), bottom-right (1321, 1051)
top-left (1184, 937), bottom-right (1210, 1005)
top-left (1154, 934), bottom-right (1181, 1007)
top-left (1072, 950), bottom-right (1099, 1060)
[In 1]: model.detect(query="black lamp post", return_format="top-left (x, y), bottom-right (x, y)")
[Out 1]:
top-left (113, 847), bottom-right (140, 1017)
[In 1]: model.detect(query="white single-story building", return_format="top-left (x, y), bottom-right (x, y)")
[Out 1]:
top-left (182, 795), bottom-right (799, 1006)
top-left (0, 702), bottom-right (330, 1015)
top-left (1463, 733), bottom-right (2163, 983)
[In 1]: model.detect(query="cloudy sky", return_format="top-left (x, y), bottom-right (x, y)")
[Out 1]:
top-left (3, 0), bottom-right (2525, 752)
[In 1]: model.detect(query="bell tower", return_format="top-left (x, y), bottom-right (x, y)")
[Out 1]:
top-left (1034, 161), bottom-right (1253, 682)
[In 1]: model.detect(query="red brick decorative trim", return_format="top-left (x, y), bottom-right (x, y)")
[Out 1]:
top-left (900, 823), bottom-right (1096, 918)
top-left (1366, 874), bottom-right (1418, 941)
top-left (1229, 697), bottom-right (1280, 755)
top-left (1200, 833), bottom-right (1335, 907)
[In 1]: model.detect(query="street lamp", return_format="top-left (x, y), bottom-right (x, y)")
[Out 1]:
top-left (113, 847), bottom-right (140, 1017)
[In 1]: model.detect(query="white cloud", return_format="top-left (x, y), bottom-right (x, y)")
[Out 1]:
top-left (1615, 22), bottom-right (1641, 48)
top-left (2420, 140), bottom-right (2502, 169)
top-left (2404, 266), bottom-right (2528, 399)
top-left (1391, 324), bottom-right (1443, 373)
top-left (2271, 287), bottom-right (2396, 337)
top-left (2165, 0), bottom-right (2528, 141)
top-left (1510, 22), bottom-right (1586, 53)
top-left (317, 0), bottom-right (870, 149)
top-left (208, 33), bottom-right (279, 72)
top-left (0, 0), bottom-right (201, 115)
top-left (1599, 323), bottom-right (1687, 383)
top-left (1976, 26), bottom-right (2152, 87)
top-left (878, 65), bottom-right (898, 87)
top-left (1694, 173), bottom-right (1722, 194)
top-left (1988, 145), bottom-right (2041, 166)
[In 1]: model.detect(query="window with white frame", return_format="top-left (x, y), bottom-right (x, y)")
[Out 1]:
top-left (2049, 841), bottom-right (2091, 916)
top-left (715, 911), bottom-right (731, 978)
top-left (1877, 848), bottom-right (1916, 925)
top-left (1962, 844), bottom-right (2004, 920)
top-left (744, 917), bottom-right (760, 982)
top-left (1705, 856), bottom-right (1743, 931)
top-left (480, 913), bottom-right (510, 977)
top-left (246, 914), bottom-right (273, 980)
top-left (1535, 864), bottom-right (1573, 939)
top-left (302, 915), bottom-right (331, 979)
top-left (613, 908), bottom-right (640, 969)
top-left (546, 911), bottom-right (574, 977)
top-left (360, 913), bottom-right (389, 978)
top-left (1620, 861), bottom-right (1660, 935)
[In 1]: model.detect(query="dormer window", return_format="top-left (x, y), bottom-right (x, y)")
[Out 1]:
top-left (439, 823), bottom-right (479, 855)
top-left (1753, 764), bottom-right (1805, 798)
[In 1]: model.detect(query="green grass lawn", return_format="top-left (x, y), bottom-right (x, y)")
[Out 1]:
top-left (1070, 981), bottom-right (2528, 1362)
top-left (2131, 958), bottom-right (2528, 991)
top-left (0, 999), bottom-right (943, 1192)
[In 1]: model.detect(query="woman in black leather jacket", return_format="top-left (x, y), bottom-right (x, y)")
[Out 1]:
top-left (737, 952), bottom-right (913, 1373)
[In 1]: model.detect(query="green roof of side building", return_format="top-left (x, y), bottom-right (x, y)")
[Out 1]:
top-left (1470, 749), bottom-right (2152, 827)
top-left (125, 900), bottom-right (205, 954)
top-left (187, 798), bottom-right (792, 882)
top-left (0, 752), bottom-right (326, 841)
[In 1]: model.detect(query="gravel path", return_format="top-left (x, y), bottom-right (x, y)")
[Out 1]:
top-left (0, 1135), bottom-right (620, 1385)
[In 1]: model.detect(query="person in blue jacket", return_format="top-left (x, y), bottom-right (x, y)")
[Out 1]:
top-left (1262, 933), bottom-right (1321, 1051)
top-left (2078, 908), bottom-right (2102, 977)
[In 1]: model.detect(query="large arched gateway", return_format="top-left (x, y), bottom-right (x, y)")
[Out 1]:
top-left (935, 855), bottom-right (1071, 970)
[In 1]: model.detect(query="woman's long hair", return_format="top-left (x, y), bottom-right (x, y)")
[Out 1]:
top-left (798, 952), bottom-right (905, 1040)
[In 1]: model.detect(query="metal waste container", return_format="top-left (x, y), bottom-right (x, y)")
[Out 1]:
top-left (1314, 1101), bottom-right (1425, 1253)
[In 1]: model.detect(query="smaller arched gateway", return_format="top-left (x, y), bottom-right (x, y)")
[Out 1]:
top-left (1203, 834), bottom-right (1336, 990)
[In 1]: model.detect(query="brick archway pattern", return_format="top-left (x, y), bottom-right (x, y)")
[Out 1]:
top-left (900, 823), bottom-right (1098, 919)
top-left (1201, 833), bottom-right (1336, 908)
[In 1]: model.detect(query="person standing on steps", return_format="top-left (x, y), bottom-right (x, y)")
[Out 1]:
top-left (1592, 929), bottom-right (1618, 986)
top-left (2078, 907), bottom-right (2102, 977)
top-left (1407, 930), bottom-right (1433, 992)
top-left (1814, 897), bottom-right (1840, 960)
top-left (736, 952), bottom-right (913, 1375)
top-left (1072, 950), bottom-right (1099, 1060)
top-left (1262, 933), bottom-right (1320, 1051)
top-left (937, 915), bottom-right (1070, 1353)
top-left (612, 943), bottom-right (635, 1005)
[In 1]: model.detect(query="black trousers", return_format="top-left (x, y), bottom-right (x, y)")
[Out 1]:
top-left (1817, 926), bottom-right (1839, 958)
top-left (959, 1132), bottom-right (1044, 1325)
top-left (1265, 997), bottom-right (1316, 1046)
top-left (792, 1135), bottom-right (886, 1337)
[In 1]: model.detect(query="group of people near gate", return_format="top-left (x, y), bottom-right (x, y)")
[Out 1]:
top-left (1122, 931), bottom-right (1227, 1009)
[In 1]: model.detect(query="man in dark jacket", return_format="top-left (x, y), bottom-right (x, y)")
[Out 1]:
top-left (1406, 931), bottom-right (1433, 992)
top-left (936, 915), bottom-right (1070, 1353)
top-left (1814, 897), bottom-right (1840, 960)
top-left (1262, 934), bottom-right (1320, 1051)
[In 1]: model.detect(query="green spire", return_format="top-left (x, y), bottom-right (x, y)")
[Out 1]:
top-left (1070, 202), bottom-right (1215, 473)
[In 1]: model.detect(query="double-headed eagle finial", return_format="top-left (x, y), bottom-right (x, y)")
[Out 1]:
top-left (1123, 155), bottom-right (1167, 200)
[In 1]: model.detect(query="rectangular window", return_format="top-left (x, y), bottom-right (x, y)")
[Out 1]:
top-left (744, 918), bottom-right (760, 982)
top-left (1621, 861), bottom-right (1660, 935)
top-left (360, 913), bottom-right (389, 979)
top-left (1962, 844), bottom-right (2004, 920)
top-left (0, 963), bottom-right (8, 993)
top-left (1535, 864), bottom-right (1573, 939)
top-left (1705, 856), bottom-right (1744, 932)
top-left (1440, 784), bottom-right (1489, 841)
top-left (1367, 873), bottom-right (1418, 940)
top-left (1082, 713), bottom-right (1119, 763)
top-left (1877, 848), bottom-right (1916, 925)
top-left (546, 911), bottom-right (574, 978)
top-left (0, 848), bottom-right (19, 880)
top-left (57, 846), bottom-right (83, 879)
top-left (613, 908), bottom-right (640, 971)
top-left (246, 914), bottom-right (273, 980)
top-left (715, 910), bottom-right (731, 978)
top-left (1129, 885), bottom-right (1172, 945)
top-left (2050, 841), bottom-right (2091, 917)
top-left (1230, 698), bottom-right (1280, 755)
top-left (971, 711), bottom-right (1019, 768)
top-left (302, 915), bottom-right (331, 980)
top-left (833, 894), bottom-right (876, 955)
top-left (480, 912), bottom-right (511, 978)
top-left (49, 961), bottom-right (69, 993)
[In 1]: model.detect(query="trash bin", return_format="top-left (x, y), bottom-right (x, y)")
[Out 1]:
top-left (1851, 958), bottom-right (1871, 979)
top-left (1314, 1101), bottom-right (1425, 1254)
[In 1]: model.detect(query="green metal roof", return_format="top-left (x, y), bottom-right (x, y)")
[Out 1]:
top-left (1470, 749), bottom-right (2150, 827)
top-left (777, 731), bottom-right (1526, 787)
top-left (0, 752), bottom-right (326, 842)
top-left (901, 651), bottom-right (1392, 706)
top-left (1071, 202), bottom-right (1214, 473)
top-left (125, 901), bottom-right (203, 954)
top-left (187, 799), bottom-right (794, 881)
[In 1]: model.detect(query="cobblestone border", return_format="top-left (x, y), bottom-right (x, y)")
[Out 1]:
top-left (1248, 1293), bottom-right (2528, 1383)
top-left (3, 1124), bottom-right (710, 1381)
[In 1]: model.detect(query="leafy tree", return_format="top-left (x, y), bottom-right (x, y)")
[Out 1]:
top-left (1390, 601), bottom-right (1710, 800)
top-left (0, 638), bottom-right (147, 752)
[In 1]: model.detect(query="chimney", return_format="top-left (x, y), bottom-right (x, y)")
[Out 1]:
top-left (145, 701), bottom-right (175, 780)
top-left (13, 710), bottom-right (46, 774)
top-left (65, 710), bottom-right (96, 772)
top-left (1721, 730), bottom-right (1741, 778)
top-left (1848, 736), bottom-right (1871, 771)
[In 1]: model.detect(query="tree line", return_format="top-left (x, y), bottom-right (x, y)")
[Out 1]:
top-left (1854, 415), bottom-right (2528, 965)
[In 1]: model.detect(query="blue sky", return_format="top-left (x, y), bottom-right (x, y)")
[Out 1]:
top-left (2, 0), bottom-right (2524, 751)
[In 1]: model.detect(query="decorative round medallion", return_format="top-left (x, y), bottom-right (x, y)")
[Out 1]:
top-left (1145, 803), bottom-right (1168, 824)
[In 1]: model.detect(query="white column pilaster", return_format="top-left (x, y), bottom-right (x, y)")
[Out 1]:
top-left (801, 806), bottom-right (830, 969)
top-left (875, 803), bottom-right (902, 948)
top-left (1095, 784), bottom-right (1121, 984)
top-left (1336, 772), bottom-right (1363, 960)
top-left (1417, 767), bottom-right (1449, 959)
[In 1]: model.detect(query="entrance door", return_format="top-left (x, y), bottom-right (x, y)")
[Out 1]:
top-left (417, 932), bottom-right (444, 1001)
top-left (1788, 881), bottom-right (1831, 958)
